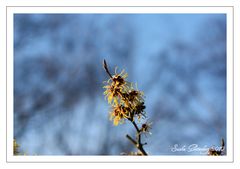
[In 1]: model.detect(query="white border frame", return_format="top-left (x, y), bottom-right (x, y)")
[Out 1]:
top-left (6, 6), bottom-right (234, 163)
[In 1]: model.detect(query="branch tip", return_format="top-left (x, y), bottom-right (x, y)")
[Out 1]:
top-left (102, 59), bottom-right (113, 79)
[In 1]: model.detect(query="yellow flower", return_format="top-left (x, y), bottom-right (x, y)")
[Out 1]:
top-left (14, 139), bottom-right (20, 155)
top-left (141, 121), bottom-right (152, 134)
top-left (103, 67), bottom-right (146, 125)
top-left (103, 85), bottom-right (120, 104)
top-left (113, 116), bottom-right (121, 126)
top-left (126, 90), bottom-right (144, 106)
top-left (109, 105), bottom-right (131, 126)
top-left (103, 68), bottom-right (131, 105)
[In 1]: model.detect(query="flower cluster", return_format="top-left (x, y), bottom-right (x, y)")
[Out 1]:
top-left (103, 60), bottom-right (151, 155)
top-left (103, 68), bottom-right (146, 126)
top-left (208, 148), bottom-right (224, 156)
top-left (14, 139), bottom-right (20, 155)
top-left (208, 138), bottom-right (225, 156)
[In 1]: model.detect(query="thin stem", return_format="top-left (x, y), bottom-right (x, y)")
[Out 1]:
top-left (126, 119), bottom-right (148, 156)
top-left (132, 120), bottom-right (140, 133)
top-left (221, 138), bottom-right (225, 151)
top-left (103, 59), bottom-right (113, 79)
top-left (126, 134), bottom-right (137, 145)
top-left (132, 121), bottom-right (142, 149)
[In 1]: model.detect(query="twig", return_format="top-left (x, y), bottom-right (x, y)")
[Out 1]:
top-left (103, 59), bottom-right (113, 79)
top-left (132, 120), bottom-right (140, 133)
top-left (221, 138), bottom-right (225, 151)
top-left (126, 134), bottom-right (137, 145)
top-left (126, 119), bottom-right (148, 155)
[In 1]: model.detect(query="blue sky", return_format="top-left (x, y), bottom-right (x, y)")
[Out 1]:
top-left (14, 14), bottom-right (226, 155)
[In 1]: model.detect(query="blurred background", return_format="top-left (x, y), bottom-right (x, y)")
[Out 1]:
top-left (14, 14), bottom-right (226, 155)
